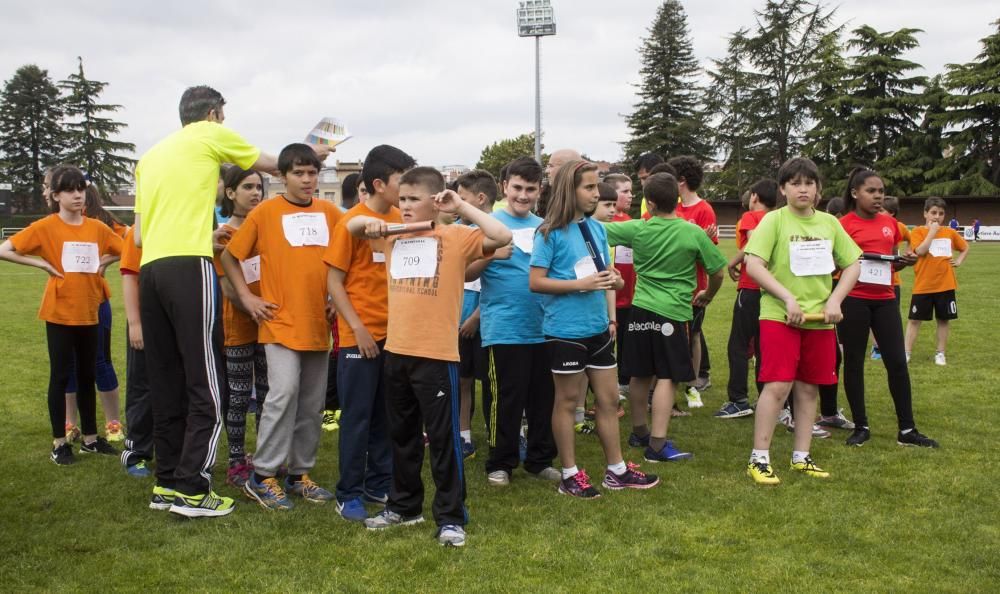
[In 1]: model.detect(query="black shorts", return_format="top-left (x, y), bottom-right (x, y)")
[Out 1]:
top-left (690, 305), bottom-right (707, 335)
top-left (622, 307), bottom-right (695, 382)
top-left (458, 332), bottom-right (487, 380)
top-left (908, 290), bottom-right (958, 321)
top-left (545, 331), bottom-right (616, 374)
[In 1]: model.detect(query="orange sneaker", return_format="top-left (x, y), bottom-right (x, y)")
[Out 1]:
top-left (105, 420), bottom-right (125, 443)
top-left (65, 422), bottom-right (81, 443)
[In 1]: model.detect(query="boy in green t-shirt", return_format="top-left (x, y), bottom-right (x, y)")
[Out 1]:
top-left (742, 157), bottom-right (861, 485)
top-left (606, 173), bottom-right (726, 462)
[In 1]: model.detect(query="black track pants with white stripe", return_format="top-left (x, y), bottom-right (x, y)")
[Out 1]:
top-left (140, 256), bottom-right (225, 495)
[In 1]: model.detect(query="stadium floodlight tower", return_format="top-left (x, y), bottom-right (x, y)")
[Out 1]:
top-left (516, 0), bottom-right (556, 165)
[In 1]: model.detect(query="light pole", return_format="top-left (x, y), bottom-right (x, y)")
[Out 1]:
top-left (516, 1), bottom-right (556, 165)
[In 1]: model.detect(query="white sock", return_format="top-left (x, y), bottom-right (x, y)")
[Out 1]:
top-left (608, 460), bottom-right (627, 475)
top-left (792, 450), bottom-right (809, 464)
top-left (561, 465), bottom-right (579, 480)
top-left (750, 449), bottom-right (770, 464)
top-left (574, 407), bottom-right (585, 424)
top-left (460, 430), bottom-right (471, 441)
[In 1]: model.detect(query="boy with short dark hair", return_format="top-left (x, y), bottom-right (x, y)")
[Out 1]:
top-left (717, 178), bottom-right (779, 419)
top-left (904, 197), bottom-right (969, 365)
top-left (608, 173), bottom-right (727, 461)
top-left (223, 143), bottom-right (342, 510)
top-left (324, 144), bottom-right (416, 521)
top-left (357, 167), bottom-right (512, 548)
top-left (743, 157), bottom-right (861, 485)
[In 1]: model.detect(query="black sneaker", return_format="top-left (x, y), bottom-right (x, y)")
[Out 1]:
top-left (627, 432), bottom-right (650, 448)
top-left (897, 428), bottom-right (939, 448)
top-left (51, 443), bottom-right (75, 465)
top-left (845, 427), bottom-right (871, 447)
top-left (557, 470), bottom-right (601, 499)
top-left (602, 462), bottom-right (660, 490)
top-left (80, 436), bottom-right (118, 455)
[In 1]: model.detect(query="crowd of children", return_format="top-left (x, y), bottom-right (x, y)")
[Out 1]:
top-left (2, 85), bottom-right (967, 548)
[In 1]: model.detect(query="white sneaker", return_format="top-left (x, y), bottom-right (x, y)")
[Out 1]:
top-left (437, 524), bottom-right (466, 547)
top-left (487, 470), bottom-right (510, 486)
top-left (685, 386), bottom-right (704, 408)
top-left (618, 384), bottom-right (630, 400)
top-left (527, 467), bottom-right (561, 481)
top-left (777, 408), bottom-right (793, 429)
top-left (934, 352), bottom-right (946, 366)
top-left (905, 351), bottom-right (911, 363)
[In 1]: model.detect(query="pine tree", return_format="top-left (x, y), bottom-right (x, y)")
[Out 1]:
top-left (59, 57), bottom-right (136, 203)
top-left (802, 31), bottom-right (852, 193)
top-left (623, 0), bottom-right (712, 165)
top-left (0, 65), bottom-right (64, 212)
top-left (926, 20), bottom-right (1000, 195)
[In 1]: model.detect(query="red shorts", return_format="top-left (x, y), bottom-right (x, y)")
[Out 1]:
top-left (757, 320), bottom-right (837, 385)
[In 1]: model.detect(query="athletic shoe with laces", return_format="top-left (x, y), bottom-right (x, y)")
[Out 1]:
top-left (149, 486), bottom-right (175, 510)
top-left (846, 427), bottom-right (871, 447)
top-left (364, 508), bottom-right (424, 530)
top-left (64, 423), bottom-right (81, 443)
top-left (461, 439), bottom-right (476, 460)
top-left (574, 420), bottom-right (596, 435)
top-left (336, 497), bottom-right (368, 522)
top-left (487, 470), bottom-right (510, 486)
top-left (558, 470), bottom-right (601, 499)
top-left (627, 432), bottom-right (650, 448)
top-left (285, 474), bottom-right (334, 503)
top-left (244, 475), bottom-right (294, 511)
top-left (362, 490), bottom-right (388, 505)
top-left (526, 467), bottom-right (561, 481)
top-left (780, 411), bottom-right (831, 439)
top-left (126, 460), bottom-right (151, 478)
top-left (226, 457), bottom-right (253, 488)
top-left (790, 456), bottom-right (830, 478)
top-left (817, 409), bottom-right (855, 430)
top-left (437, 524), bottom-right (466, 547)
top-left (105, 420), bottom-right (125, 442)
top-left (934, 352), bottom-right (947, 366)
top-left (169, 490), bottom-right (236, 518)
top-left (322, 409), bottom-right (341, 432)
top-left (643, 440), bottom-right (693, 462)
top-left (80, 436), bottom-right (118, 455)
top-left (693, 377), bottom-right (712, 391)
top-left (714, 401), bottom-right (754, 419)
top-left (897, 428), bottom-right (939, 448)
top-left (602, 462), bottom-right (660, 490)
top-left (685, 385), bottom-right (704, 408)
top-left (746, 460), bottom-right (780, 485)
top-left (51, 443), bottom-right (75, 465)
top-left (871, 345), bottom-right (882, 360)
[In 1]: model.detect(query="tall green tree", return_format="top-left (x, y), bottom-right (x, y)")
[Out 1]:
top-left (623, 0), bottom-right (712, 164)
top-left (58, 57), bottom-right (135, 203)
top-left (801, 30), bottom-right (852, 192)
top-left (0, 65), bottom-right (64, 212)
top-left (925, 20), bottom-right (1000, 195)
top-left (475, 133), bottom-right (547, 181)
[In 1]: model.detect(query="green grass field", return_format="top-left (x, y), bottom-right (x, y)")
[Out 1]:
top-left (1, 240), bottom-right (998, 593)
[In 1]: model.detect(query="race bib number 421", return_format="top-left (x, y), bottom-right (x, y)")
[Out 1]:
top-left (282, 213), bottom-right (329, 247)
top-left (61, 241), bottom-right (100, 273)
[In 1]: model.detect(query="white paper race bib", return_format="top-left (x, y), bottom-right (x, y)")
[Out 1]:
top-left (282, 213), bottom-right (329, 247)
top-left (574, 255), bottom-right (598, 280)
top-left (859, 259), bottom-right (891, 286)
top-left (464, 278), bottom-right (482, 292)
top-left (614, 246), bottom-right (634, 265)
top-left (372, 251), bottom-right (386, 263)
top-left (511, 227), bottom-right (537, 254)
top-left (929, 238), bottom-right (952, 258)
top-left (61, 242), bottom-right (99, 273)
top-left (789, 240), bottom-right (834, 277)
top-left (390, 237), bottom-right (438, 279)
top-left (240, 255), bottom-right (261, 284)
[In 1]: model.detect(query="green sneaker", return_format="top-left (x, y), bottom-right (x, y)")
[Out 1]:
top-left (169, 490), bottom-right (236, 518)
top-left (149, 486), bottom-right (176, 511)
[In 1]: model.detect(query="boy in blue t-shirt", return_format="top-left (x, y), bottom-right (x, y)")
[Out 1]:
top-left (466, 158), bottom-right (559, 486)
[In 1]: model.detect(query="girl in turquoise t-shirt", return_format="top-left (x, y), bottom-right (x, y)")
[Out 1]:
top-left (529, 160), bottom-right (659, 499)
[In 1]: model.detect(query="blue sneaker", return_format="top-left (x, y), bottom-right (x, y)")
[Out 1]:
top-left (714, 401), bottom-right (754, 419)
top-left (362, 490), bottom-right (388, 505)
top-left (285, 474), bottom-right (334, 504)
top-left (643, 440), bottom-right (693, 462)
top-left (243, 475), bottom-right (293, 511)
top-left (627, 432), bottom-right (650, 448)
top-left (125, 460), bottom-right (151, 478)
top-left (462, 440), bottom-right (476, 460)
top-left (518, 434), bottom-right (528, 462)
top-left (337, 497), bottom-right (369, 522)
top-left (871, 345), bottom-right (882, 360)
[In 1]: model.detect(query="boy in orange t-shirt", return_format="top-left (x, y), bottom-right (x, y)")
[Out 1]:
top-left (355, 167), bottom-right (511, 548)
top-left (904, 197), bottom-right (969, 365)
top-left (324, 144), bottom-right (414, 522)
top-left (222, 144), bottom-right (342, 510)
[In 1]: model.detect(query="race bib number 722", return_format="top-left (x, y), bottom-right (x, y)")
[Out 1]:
top-left (61, 242), bottom-right (100, 273)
